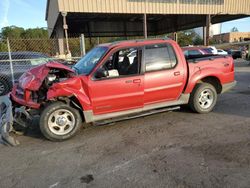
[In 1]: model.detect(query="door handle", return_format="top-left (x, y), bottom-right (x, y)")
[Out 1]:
top-left (174, 71), bottom-right (180, 76)
top-left (133, 79), bottom-right (141, 83)
top-left (223, 63), bottom-right (229, 67)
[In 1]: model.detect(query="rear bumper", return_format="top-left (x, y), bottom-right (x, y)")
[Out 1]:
top-left (221, 81), bottom-right (237, 93)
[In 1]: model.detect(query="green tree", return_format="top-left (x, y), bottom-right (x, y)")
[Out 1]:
top-left (21, 28), bottom-right (48, 38)
top-left (0, 40), bottom-right (8, 51)
top-left (0, 26), bottom-right (25, 39)
top-left (177, 30), bottom-right (197, 47)
top-left (0, 26), bottom-right (48, 39)
top-left (209, 38), bottom-right (217, 45)
top-left (231, 27), bottom-right (239, 32)
top-left (193, 36), bottom-right (204, 45)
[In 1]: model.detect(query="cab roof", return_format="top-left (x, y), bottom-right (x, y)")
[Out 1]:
top-left (99, 38), bottom-right (173, 49)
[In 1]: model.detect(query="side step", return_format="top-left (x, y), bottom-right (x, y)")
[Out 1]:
top-left (94, 106), bottom-right (180, 126)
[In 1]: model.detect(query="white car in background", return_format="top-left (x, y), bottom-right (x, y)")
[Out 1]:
top-left (208, 46), bottom-right (218, 55)
top-left (217, 49), bottom-right (228, 55)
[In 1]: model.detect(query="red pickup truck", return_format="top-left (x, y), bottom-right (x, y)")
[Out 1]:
top-left (9, 39), bottom-right (236, 141)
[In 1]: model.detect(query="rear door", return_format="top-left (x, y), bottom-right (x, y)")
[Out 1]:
top-left (143, 43), bottom-right (186, 105)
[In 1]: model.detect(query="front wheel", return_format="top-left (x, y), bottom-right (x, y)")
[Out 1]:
top-left (39, 102), bottom-right (82, 141)
top-left (188, 83), bottom-right (217, 114)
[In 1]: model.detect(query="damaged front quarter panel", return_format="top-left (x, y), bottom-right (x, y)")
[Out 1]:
top-left (47, 76), bottom-right (92, 111)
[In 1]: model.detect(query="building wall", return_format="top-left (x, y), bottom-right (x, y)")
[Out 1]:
top-left (229, 32), bottom-right (250, 42)
top-left (213, 32), bottom-right (250, 43)
top-left (46, 0), bottom-right (60, 35)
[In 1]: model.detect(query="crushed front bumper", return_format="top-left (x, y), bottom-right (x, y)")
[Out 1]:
top-left (0, 95), bottom-right (19, 146)
top-left (0, 95), bottom-right (33, 146)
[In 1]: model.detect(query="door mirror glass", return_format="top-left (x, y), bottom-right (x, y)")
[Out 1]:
top-left (95, 67), bottom-right (109, 79)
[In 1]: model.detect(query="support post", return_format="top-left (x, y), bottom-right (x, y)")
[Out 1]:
top-left (62, 12), bottom-right (70, 54)
top-left (56, 26), bottom-right (65, 56)
top-left (203, 26), bottom-right (207, 46)
top-left (7, 38), bottom-right (14, 85)
top-left (80, 34), bottom-right (86, 56)
top-left (143, 13), bottom-right (148, 39)
top-left (87, 22), bottom-right (92, 45)
top-left (174, 32), bottom-right (178, 43)
top-left (205, 14), bottom-right (211, 46)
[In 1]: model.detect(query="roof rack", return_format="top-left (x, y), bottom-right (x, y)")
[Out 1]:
top-left (134, 37), bottom-right (170, 42)
top-left (111, 37), bottom-right (170, 46)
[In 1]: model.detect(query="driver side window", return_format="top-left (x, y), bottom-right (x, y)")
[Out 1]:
top-left (96, 48), bottom-right (141, 79)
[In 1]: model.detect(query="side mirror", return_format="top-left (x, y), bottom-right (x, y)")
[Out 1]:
top-left (95, 67), bottom-right (109, 79)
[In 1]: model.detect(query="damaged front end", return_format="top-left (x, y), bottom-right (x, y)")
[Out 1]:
top-left (0, 95), bottom-right (19, 146)
top-left (0, 62), bottom-right (75, 146)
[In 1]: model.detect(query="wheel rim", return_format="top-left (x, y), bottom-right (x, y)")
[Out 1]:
top-left (48, 109), bottom-right (76, 136)
top-left (0, 81), bottom-right (6, 95)
top-left (198, 89), bottom-right (214, 109)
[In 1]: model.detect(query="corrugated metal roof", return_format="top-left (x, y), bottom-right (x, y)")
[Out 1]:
top-left (46, 0), bottom-right (250, 37)
top-left (46, 0), bottom-right (250, 18)
top-left (54, 0), bottom-right (250, 15)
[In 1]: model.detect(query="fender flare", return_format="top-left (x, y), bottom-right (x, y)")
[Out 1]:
top-left (185, 67), bottom-right (223, 94)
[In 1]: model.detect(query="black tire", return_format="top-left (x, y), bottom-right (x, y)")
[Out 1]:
top-left (188, 83), bottom-right (217, 114)
top-left (0, 77), bottom-right (11, 96)
top-left (39, 102), bottom-right (82, 141)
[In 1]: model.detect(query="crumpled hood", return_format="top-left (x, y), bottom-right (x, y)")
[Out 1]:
top-left (18, 62), bottom-right (75, 91)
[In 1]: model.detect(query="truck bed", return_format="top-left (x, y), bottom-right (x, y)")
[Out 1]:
top-left (184, 54), bottom-right (235, 94)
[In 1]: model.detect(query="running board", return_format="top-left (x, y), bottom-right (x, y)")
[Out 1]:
top-left (84, 94), bottom-right (190, 123)
top-left (93, 106), bottom-right (180, 126)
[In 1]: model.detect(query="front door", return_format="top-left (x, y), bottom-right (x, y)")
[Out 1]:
top-left (89, 47), bottom-right (144, 115)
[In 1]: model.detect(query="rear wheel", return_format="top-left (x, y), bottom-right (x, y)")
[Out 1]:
top-left (189, 83), bottom-right (217, 113)
top-left (39, 102), bottom-right (82, 141)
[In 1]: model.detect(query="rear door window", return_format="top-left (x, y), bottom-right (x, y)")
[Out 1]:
top-left (144, 43), bottom-right (177, 72)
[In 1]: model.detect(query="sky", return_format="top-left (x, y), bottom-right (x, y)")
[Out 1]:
top-left (0, 0), bottom-right (47, 29)
top-left (0, 0), bottom-right (249, 33)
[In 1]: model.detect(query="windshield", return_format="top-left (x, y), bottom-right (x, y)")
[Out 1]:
top-left (73, 46), bottom-right (108, 75)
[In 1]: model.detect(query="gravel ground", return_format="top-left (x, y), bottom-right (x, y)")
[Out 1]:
top-left (0, 60), bottom-right (250, 188)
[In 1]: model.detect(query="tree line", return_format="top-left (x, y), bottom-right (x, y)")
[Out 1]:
top-left (0, 26), bottom-right (48, 39)
top-left (0, 26), bottom-right (208, 55)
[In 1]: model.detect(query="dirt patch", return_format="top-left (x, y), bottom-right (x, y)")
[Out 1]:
top-left (182, 141), bottom-right (250, 166)
top-left (80, 174), bottom-right (94, 184)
